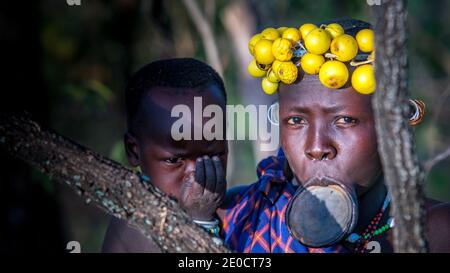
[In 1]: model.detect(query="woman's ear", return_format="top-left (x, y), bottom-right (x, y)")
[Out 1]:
top-left (124, 131), bottom-right (140, 167)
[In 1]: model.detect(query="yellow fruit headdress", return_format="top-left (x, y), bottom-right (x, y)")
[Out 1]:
top-left (247, 19), bottom-right (376, 95)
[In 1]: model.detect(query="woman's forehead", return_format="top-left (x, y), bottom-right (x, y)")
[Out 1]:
top-left (279, 74), bottom-right (373, 110)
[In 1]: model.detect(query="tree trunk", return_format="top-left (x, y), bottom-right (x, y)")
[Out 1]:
top-left (372, 0), bottom-right (428, 252)
top-left (0, 113), bottom-right (229, 253)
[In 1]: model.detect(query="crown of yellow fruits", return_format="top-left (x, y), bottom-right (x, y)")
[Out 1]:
top-left (247, 23), bottom-right (375, 95)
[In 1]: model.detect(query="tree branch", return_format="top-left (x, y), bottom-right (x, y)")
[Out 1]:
top-left (181, 0), bottom-right (223, 76)
top-left (221, 1), bottom-right (275, 163)
top-left (372, 0), bottom-right (428, 252)
top-left (0, 113), bottom-right (229, 253)
top-left (425, 147), bottom-right (450, 174)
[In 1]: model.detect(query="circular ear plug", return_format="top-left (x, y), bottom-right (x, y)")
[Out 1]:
top-left (267, 102), bottom-right (280, 126)
top-left (286, 177), bottom-right (358, 248)
top-left (408, 99), bottom-right (425, 126)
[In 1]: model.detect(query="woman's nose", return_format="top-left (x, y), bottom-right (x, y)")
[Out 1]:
top-left (305, 146), bottom-right (337, 161)
top-left (304, 126), bottom-right (337, 161)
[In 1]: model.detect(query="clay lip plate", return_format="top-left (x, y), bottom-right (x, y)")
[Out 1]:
top-left (286, 177), bottom-right (358, 248)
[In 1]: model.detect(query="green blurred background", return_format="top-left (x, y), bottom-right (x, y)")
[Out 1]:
top-left (1, 0), bottom-right (449, 252)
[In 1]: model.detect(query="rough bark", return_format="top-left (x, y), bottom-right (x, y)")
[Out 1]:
top-left (372, 0), bottom-right (428, 252)
top-left (0, 113), bottom-right (229, 253)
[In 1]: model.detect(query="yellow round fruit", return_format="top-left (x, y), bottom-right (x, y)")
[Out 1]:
top-left (300, 53), bottom-right (325, 74)
top-left (254, 39), bottom-right (275, 65)
top-left (351, 64), bottom-right (376, 94)
top-left (299, 23), bottom-right (318, 40)
top-left (256, 62), bottom-right (271, 71)
top-left (274, 61), bottom-right (298, 84)
top-left (272, 38), bottom-right (293, 61)
top-left (261, 28), bottom-right (280, 41)
top-left (282, 28), bottom-right (301, 43)
top-left (304, 28), bottom-right (331, 55)
top-left (248, 33), bottom-right (262, 55)
top-left (267, 69), bottom-right (280, 83)
top-left (277, 27), bottom-right (288, 35)
top-left (272, 60), bottom-right (282, 73)
top-left (325, 23), bottom-right (344, 39)
top-left (248, 60), bottom-right (267, 78)
top-left (356, 29), bottom-right (374, 53)
top-left (330, 34), bottom-right (358, 62)
top-left (319, 60), bottom-right (349, 89)
top-left (262, 77), bottom-right (279, 94)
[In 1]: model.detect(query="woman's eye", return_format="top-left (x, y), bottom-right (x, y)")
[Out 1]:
top-left (164, 157), bottom-right (182, 164)
top-left (335, 116), bottom-right (358, 127)
top-left (286, 116), bottom-right (306, 126)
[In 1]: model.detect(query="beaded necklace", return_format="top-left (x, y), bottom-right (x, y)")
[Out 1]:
top-left (346, 193), bottom-right (395, 253)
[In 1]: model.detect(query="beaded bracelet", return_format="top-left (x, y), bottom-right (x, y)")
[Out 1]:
top-left (193, 218), bottom-right (220, 237)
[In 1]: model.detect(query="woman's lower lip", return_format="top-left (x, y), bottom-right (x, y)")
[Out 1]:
top-left (302, 174), bottom-right (339, 182)
top-left (299, 175), bottom-right (355, 189)
top-left (307, 176), bottom-right (342, 184)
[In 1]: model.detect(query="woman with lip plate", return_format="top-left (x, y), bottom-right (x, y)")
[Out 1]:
top-left (217, 18), bottom-right (450, 253)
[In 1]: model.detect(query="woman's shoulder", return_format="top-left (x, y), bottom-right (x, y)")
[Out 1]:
top-left (425, 199), bottom-right (450, 252)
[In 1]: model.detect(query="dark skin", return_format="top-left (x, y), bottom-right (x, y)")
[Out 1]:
top-left (276, 73), bottom-right (450, 252)
top-left (102, 85), bottom-right (228, 252)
